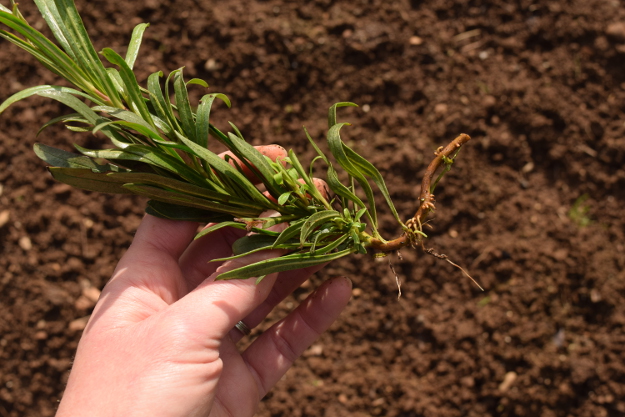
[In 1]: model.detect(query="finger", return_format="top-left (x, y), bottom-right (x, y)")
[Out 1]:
top-left (167, 249), bottom-right (286, 340)
top-left (107, 215), bottom-right (197, 298)
top-left (229, 262), bottom-right (327, 343)
top-left (239, 277), bottom-right (352, 399)
top-left (178, 225), bottom-right (249, 290)
top-left (219, 144), bottom-right (287, 183)
top-left (90, 215), bottom-right (198, 327)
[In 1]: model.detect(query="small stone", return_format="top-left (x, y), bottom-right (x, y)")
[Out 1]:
top-left (352, 288), bottom-right (363, 297)
top-left (482, 95), bottom-right (496, 108)
top-left (74, 296), bottom-right (95, 310)
top-left (68, 316), bottom-right (90, 331)
top-left (338, 393), bottom-right (348, 404)
top-left (521, 161), bottom-right (535, 173)
top-left (0, 210), bottom-right (10, 228)
top-left (590, 289), bottom-right (602, 303)
top-left (606, 22), bottom-right (625, 41)
top-left (82, 286), bottom-right (101, 303)
top-left (434, 103), bottom-right (448, 115)
top-left (409, 36), bottom-right (423, 45)
top-left (304, 344), bottom-right (324, 357)
top-left (449, 229), bottom-right (458, 238)
top-left (45, 284), bottom-right (71, 306)
top-left (52, 183), bottom-right (72, 194)
top-left (19, 236), bottom-right (32, 251)
top-left (498, 371), bottom-right (517, 392)
top-left (34, 331), bottom-right (48, 340)
top-left (204, 58), bottom-right (219, 71)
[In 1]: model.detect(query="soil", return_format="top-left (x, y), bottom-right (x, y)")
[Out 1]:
top-left (2, 0), bottom-right (625, 416)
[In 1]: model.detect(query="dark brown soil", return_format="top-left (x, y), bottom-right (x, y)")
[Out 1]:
top-left (2, 0), bottom-right (625, 416)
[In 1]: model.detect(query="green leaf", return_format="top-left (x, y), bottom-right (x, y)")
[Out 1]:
top-left (46, 0), bottom-right (122, 106)
top-left (0, 85), bottom-right (103, 114)
top-left (287, 149), bottom-right (331, 209)
top-left (173, 69), bottom-right (197, 143)
top-left (342, 145), bottom-right (405, 227)
top-left (232, 234), bottom-right (281, 256)
top-left (177, 134), bottom-right (281, 210)
top-left (224, 131), bottom-right (284, 198)
top-left (105, 171), bottom-right (262, 209)
top-left (272, 220), bottom-right (305, 248)
top-left (277, 191), bottom-right (292, 205)
top-left (0, 8), bottom-right (94, 94)
top-left (34, 143), bottom-right (122, 171)
top-left (75, 144), bottom-right (210, 187)
top-left (194, 221), bottom-right (248, 240)
top-left (49, 167), bottom-right (132, 193)
top-left (37, 113), bottom-right (88, 136)
top-left (125, 23), bottom-right (149, 69)
top-left (101, 47), bottom-right (156, 130)
top-left (195, 93), bottom-right (230, 148)
top-left (312, 232), bottom-right (349, 255)
top-left (186, 78), bottom-right (208, 88)
top-left (216, 248), bottom-right (355, 280)
top-left (123, 184), bottom-right (262, 217)
top-left (92, 120), bottom-right (162, 144)
top-left (147, 71), bottom-right (180, 133)
top-left (146, 200), bottom-right (232, 223)
top-left (299, 210), bottom-right (340, 246)
top-left (328, 102), bottom-right (358, 129)
top-left (28, 89), bottom-right (126, 145)
top-left (32, 0), bottom-right (75, 59)
top-left (327, 122), bottom-right (378, 228)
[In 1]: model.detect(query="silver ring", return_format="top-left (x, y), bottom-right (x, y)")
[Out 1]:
top-left (234, 320), bottom-right (251, 336)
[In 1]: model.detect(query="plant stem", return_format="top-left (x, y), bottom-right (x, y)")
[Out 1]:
top-left (367, 133), bottom-right (471, 252)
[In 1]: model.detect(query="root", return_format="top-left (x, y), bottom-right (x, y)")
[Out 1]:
top-left (387, 255), bottom-right (402, 300)
top-left (424, 247), bottom-right (484, 291)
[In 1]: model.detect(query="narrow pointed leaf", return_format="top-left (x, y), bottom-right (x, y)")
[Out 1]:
top-left (327, 122), bottom-right (378, 227)
top-left (225, 131), bottom-right (284, 197)
top-left (75, 144), bottom-right (209, 187)
top-left (147, 71), bottom-right (179, 132)
top-left (194, 221), bottom-right (248, 240)
top-left (0, 85), bottom-right (102, 114)
top-left (52, 0), bottom-right (122, 106)
top-left (37, 113), bottom-right (85, 135)
top-left (49, 167), bottom-right (132, 193)
top-left (186, 78), bottom-right (208, 87)
top-left (287, 149), bottom-right (331, 209)
top-left (173, 69), bottom-right (197, 143)
top-left (272, 220), bottom-right (305, 248)
top-left (177, 134), bottom-right (281, 210)
top-left (299, 210), bottom-right (340, 245)
top-left (216, 248), bottom-right (355, 280)
top-left (328, 101), bottom-right (358, 128)
top-left (125, 23), bottom-right (149, 69)
top-left (232, 234), bottom-right (282, 256)
top-left (195, 93), bottom-right (230, 148)
top-left (101, 48), bottom-right (155, 129)
top-left (33, 0), bottom-right (76, 60)
top-left (34, 143), bottom-right (122, 172)
top-left (123, 184), bottom-right (262, 217)
top-left (146, 200), bottom-right (232, 223)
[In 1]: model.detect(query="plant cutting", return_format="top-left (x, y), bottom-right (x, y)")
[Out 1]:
top-left (0, 0), bottom-right (473, 282)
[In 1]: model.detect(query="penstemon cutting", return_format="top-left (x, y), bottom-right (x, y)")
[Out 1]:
top-left (0, 0), bottom-right (471, 281)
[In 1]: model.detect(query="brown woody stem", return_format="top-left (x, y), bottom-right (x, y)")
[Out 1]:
top-left (368, 133), bottom-right (471, 252)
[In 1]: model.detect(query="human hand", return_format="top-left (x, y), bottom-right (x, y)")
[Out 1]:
top-left (55, 146), bottom-right (352, 417)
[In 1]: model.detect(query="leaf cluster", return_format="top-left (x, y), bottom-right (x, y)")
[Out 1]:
top-left (0, 0), bottom-right (407, 279)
